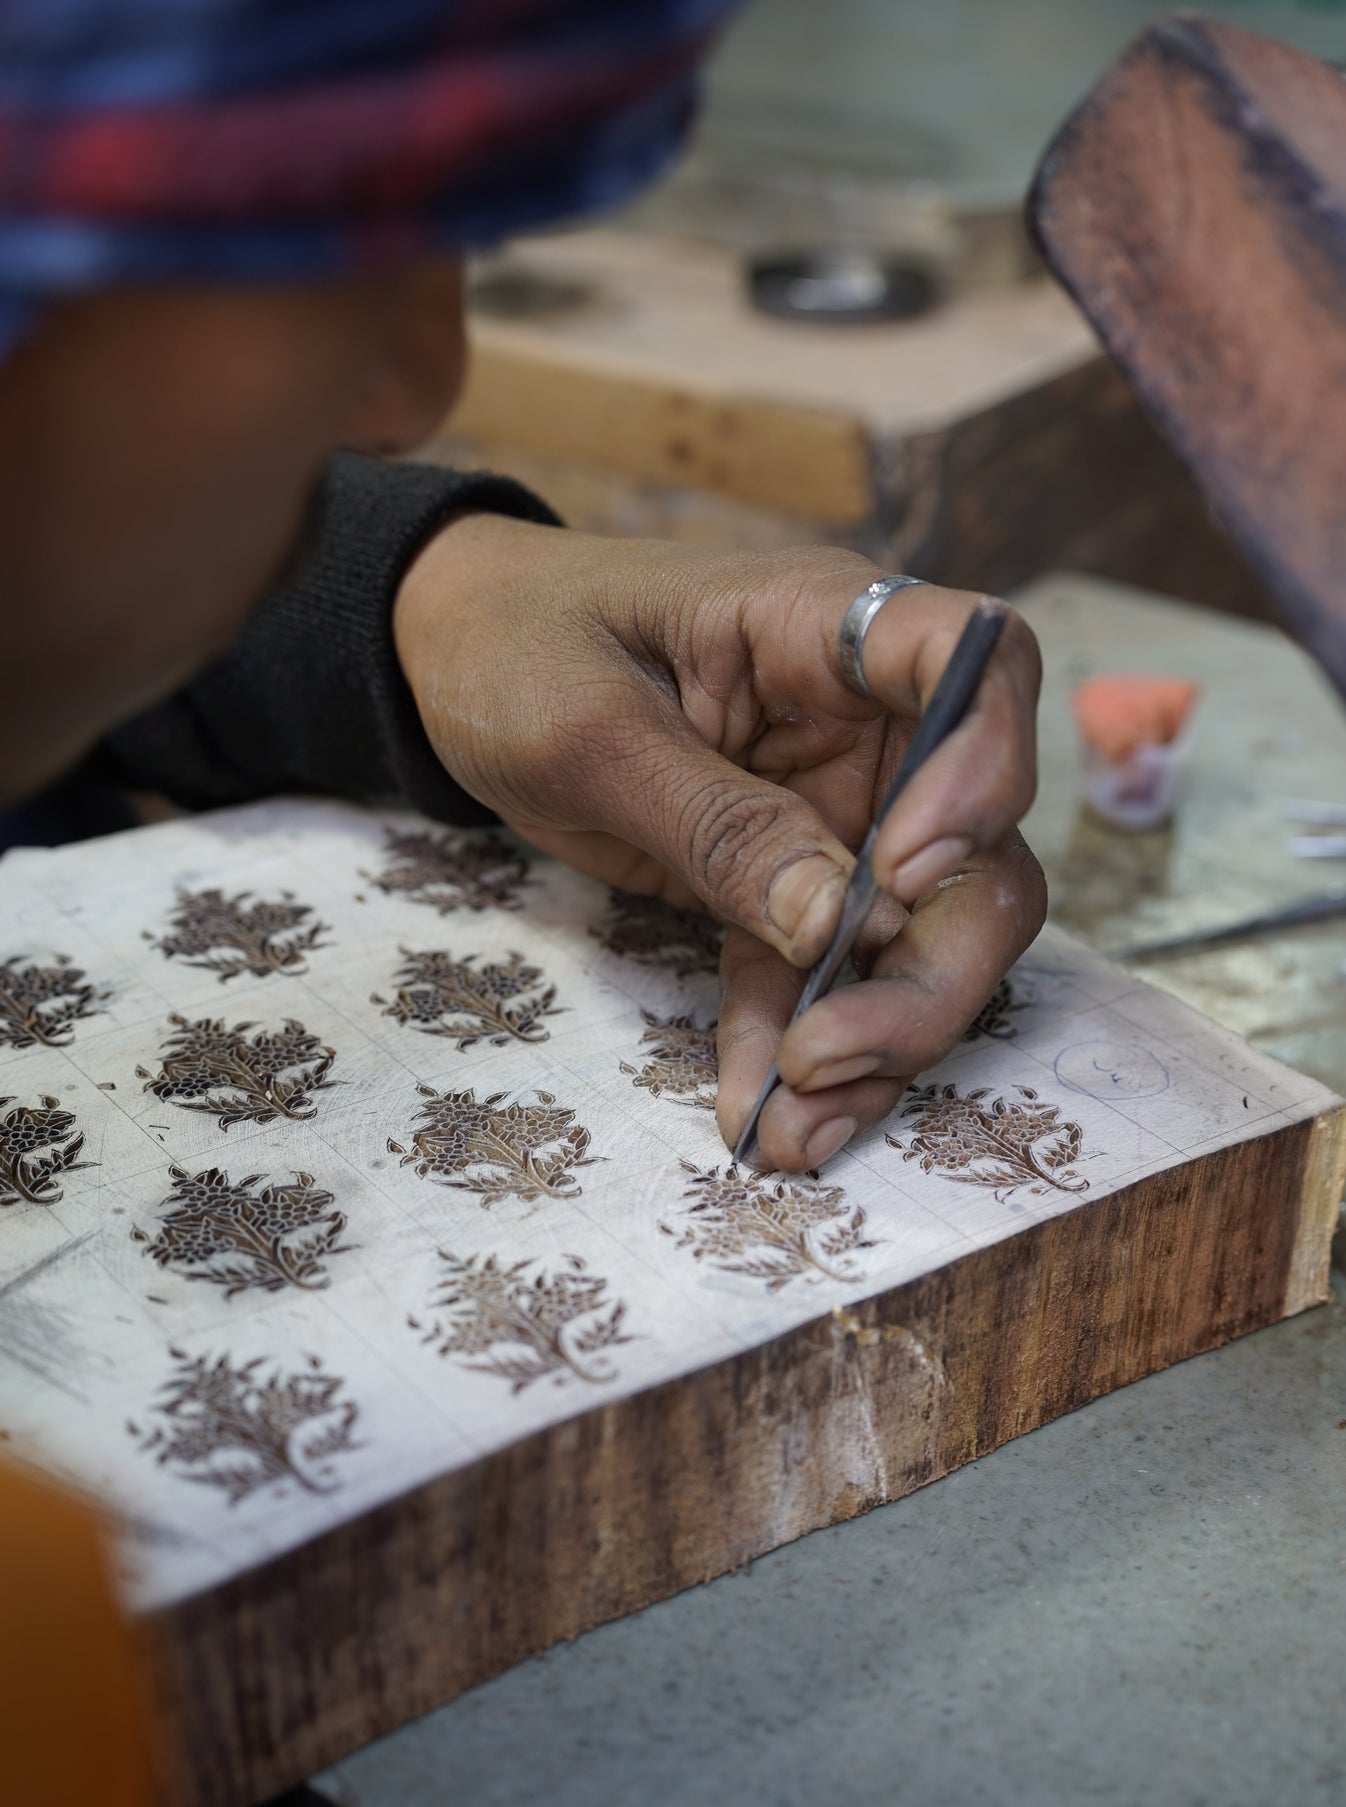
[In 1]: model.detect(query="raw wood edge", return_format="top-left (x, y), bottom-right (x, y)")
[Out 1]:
top-left (446, 337), bottom-right (876, 526)
top-left (1284, 1103), bottom-right (1346, 1315)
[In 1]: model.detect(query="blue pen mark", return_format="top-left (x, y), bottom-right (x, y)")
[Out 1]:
top-left (1054, 1041), bottom-right (1171, 1101)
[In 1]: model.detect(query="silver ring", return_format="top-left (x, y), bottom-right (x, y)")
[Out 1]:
top-left (837, 574), bottom-right (927, 699)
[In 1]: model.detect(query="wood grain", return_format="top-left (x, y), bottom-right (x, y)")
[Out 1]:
top-left (149, 1100), bottom-right (1346, 1807)
top-left (455, 336), bottom-right (876, 526)
top-left (1031, 15), bottom-right (1346, 694)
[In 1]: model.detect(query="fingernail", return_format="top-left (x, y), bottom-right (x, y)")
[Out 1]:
top-left (797, 1053), bottom-right (882, 1093)
top-left (891, 835), bottom-right (973, 903)
top-left (767, 856), bottom-right (851, 965)
top-left (804, 1115), bottom-right (858, 1169)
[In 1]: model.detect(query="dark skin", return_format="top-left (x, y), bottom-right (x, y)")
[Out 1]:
top-left (0, 258), bottom-right (1046, 1172)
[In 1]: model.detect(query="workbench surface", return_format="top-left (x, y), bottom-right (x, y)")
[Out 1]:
top-left (318, 576), bottom-right (1346, 1807)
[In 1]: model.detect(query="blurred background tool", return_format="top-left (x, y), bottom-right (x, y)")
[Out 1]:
top-left (1284, 799), bottom-right (1346, 860)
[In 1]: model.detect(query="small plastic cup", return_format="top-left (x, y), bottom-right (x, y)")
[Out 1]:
top-left (1072, 674), bottom-right (1200, 830)
top-left (1079, 715), bottom-right (1196, 830)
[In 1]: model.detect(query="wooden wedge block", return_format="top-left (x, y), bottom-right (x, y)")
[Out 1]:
top-left (1031, 15), bottom-right (1346, 696)
top-left (0, 799), bottom-right (1340, 1805)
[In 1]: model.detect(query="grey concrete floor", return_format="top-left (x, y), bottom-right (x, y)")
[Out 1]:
top-left (320, 1267), bottom-right (1346, 1807)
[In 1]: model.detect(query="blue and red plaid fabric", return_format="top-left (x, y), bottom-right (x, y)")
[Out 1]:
top-left (0, 0), bottom-right (736, 355)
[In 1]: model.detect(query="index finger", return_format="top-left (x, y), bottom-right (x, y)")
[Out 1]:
top-left (858, 588), bottom-right (1042, 903)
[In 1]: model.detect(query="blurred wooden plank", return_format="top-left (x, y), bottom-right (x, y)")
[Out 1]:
top-left (457, 336), bottom-right (875, 526)
top-left (436, 228), bottom-right (1274, 618)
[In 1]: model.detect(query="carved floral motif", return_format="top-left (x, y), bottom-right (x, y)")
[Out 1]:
top-left (129, 1348), bottom-right (359, 1504)
top-left (963, 978), bottom-right (1027, 1043)
top-left (889, 1083), bottom-right (1089, 1201)
top-left (369, 827), bottom-right (531, 914)
top-left (621, 1011), bottom-right (717, 1109)
top-left (132, 1167), bottom-right (350, 1296)
top-left (146, 887), bottom-right (329, 983)
top-left (390, 1085), bottom-right (599, 1208)
top-left (0, 954), bottom-right (107, 1050)
top-left (411, 1251), bottom-right (630, 1391)
top-left (137, 1015), bottom-right (337, 1130)
top-left (374, 948), bottom-right (559, 1050)
top-left (662, 1163), bottom-right (874, 1291)
top-left (0, 1095), bottom-right (92, 1208)
top-left (589, 891), bottom-right (723, 978)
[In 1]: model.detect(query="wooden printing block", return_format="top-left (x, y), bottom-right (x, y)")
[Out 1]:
top-left (0, 801), bottom-right (1339, 1803)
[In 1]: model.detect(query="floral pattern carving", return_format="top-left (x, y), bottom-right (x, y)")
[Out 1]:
top-left (147, 887), bottom-right (329, 983)
top-left (0, 1095), bottom-right (93, 1208)
top-left (390, 1085), bottom-right (599, 1208)
top-left (589, 891), bottom-right (723, 978)
top-left (137, 1014), bottom-right (337, 1130)
top-left (373, 948), bottom-right (559, 1050)
top-left (132, 1167), bottom-right (351, 1297)
top-left (411, 1251), bottom-right (630, 1391)
top-left (369, 826), bottom-right (531, 914)
top-left (0, 954), bottom-right (107, 1050)
top-left (963, 979), bottom-right (1027, 1043)
top-left (621, 1011), bottom-right (717, 1109)
top-left (890, 1084), bottom-right (1089, 1201)
top-left (128, 1348), bottom-right (359, 1504)
top-left (662, 1163), bottom-right (874, 1292)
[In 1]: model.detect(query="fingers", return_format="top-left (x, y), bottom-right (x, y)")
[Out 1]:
top-left (716, 833), bottom-right (1046, 1171)
top-left (564, 702), bottom-right (860, 970)
top-left (741, 567), bottom-right (1042, 909)
top-left (858, 593), bottom-right (1042, 903)
top-left (778, 833), bottom-right (1046, 1091)
top-left (714, 924), bottom-right (912, 1171)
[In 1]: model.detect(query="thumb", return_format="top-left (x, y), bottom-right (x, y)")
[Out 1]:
top-left (586, 716), bottom-right (855, 968)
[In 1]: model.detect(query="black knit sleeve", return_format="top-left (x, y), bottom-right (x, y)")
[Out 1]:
top-left (95, 452), bottom-right (562, 825)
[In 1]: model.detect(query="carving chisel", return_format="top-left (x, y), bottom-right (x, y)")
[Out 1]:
top-left (733, 600), bottom-right (1009, 1168)
top-left (1113, 889), bottom-right (1346, 960)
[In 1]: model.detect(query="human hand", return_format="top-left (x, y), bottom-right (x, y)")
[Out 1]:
top-left (394, 514), bottom-right (1046, 1171)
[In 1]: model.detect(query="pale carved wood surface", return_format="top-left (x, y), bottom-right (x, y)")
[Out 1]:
top-left (0, 798), bottom-right (1340, 1806)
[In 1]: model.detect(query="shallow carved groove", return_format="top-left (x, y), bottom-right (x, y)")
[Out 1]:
top-left (146, 888), bottom-right (330, 983)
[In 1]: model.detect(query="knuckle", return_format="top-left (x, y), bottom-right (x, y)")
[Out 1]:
top-left (682, 783), bottom-right (781, 905)
top-left (961, 751), bottom-right (1038, 847)
top-left (998, 606), bottom-right (1044, 691)
top-left (1008, 835), bottom-right (1049, 936)
top-left (999, 759), bottom-right (1039, 825)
